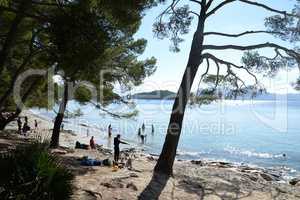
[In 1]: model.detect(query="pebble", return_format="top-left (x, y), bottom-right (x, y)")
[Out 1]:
top-left (126, 182), bottom-right (138, 191)
top-left (290, 178), bottom-right (300, 186)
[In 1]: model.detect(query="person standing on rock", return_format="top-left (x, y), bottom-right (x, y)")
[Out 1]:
top-left (113, 134), bottom-right (128, 164)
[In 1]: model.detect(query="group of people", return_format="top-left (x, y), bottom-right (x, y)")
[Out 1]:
top-left (17, 116), bottom-right (39, 135)
top-left (87, 123), bottom-right (155, 165)
top-left (138, 123), bottom-right (154, 144)
top-left (89, 132), bottom-right (128, 165)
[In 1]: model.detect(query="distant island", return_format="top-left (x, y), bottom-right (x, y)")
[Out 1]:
top-left (131, 90), bottom-right (176, 100)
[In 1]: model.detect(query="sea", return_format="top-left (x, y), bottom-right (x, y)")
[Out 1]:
top-left (31, 94), bottom-right (300, 179)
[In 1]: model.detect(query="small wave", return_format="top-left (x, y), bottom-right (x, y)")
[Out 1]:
top-left (177, 150), bottom-right (205, 157)
top-left (224, 146), bottom-right (284, 159)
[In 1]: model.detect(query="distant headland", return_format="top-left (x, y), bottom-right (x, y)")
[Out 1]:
top-left (131, 90), bottom-right (176, 100)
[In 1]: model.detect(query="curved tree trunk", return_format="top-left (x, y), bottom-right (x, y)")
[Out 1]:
top-left (154, 7), bottom-right (207, 176)
top-left (0, 108), bottom-right (21, 131)
top-left (50, 82), bottom-right (68, 148)
top-left (0, 1), bottom-right (31, 73)
top-left (0, 119), bottom-right (8, 130)
top-left (0, 54), bottom-right (33, 109)
top-left (0, 77), bottom-right (40, 131)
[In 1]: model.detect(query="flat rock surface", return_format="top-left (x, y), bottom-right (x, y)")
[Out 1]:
top-left (61, 149), bottom-right (300, 200)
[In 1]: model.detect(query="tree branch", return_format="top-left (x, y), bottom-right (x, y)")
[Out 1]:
top-left (202, 53), bottom-right (258, 84)
top-left (190, 0), bottom-right (201, 5)
top-left (206, 0), bottom-right (236, 18)
top-left (203, 30), bottom-right (284, 37)
top-left (89, 101), bottom-right (136, 119)
top-left (156, 0), bottom-right (181, 24)
top-left (239, 0), bottom-right (299, 18)
top-left (203, 43), bottom-right (299, 60)
top-left (31, 1), bottom-right (59, 7)
top-left (213, 59), bottom-right (220, 89)
top-left (206, 0), bottom-right (214, 10)
top-left (204, 42), bottom-right (300, 68)
top-left (188, 11), bottom-right (200, 17)
top-left (0, 6), bottom-right (48, 21)
top-left (197, 58), bottom-right (210, 94)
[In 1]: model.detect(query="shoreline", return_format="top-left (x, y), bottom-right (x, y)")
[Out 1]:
top-left (2, 110), bottom-right (300, 199)
top-left (17, 110), bottom-right (300, 182)
top-left (28, 108), bottom-right (296, 176)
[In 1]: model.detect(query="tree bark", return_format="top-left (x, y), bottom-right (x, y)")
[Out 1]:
top-left (0, 108), bottom-right (21, 131)
top-left (0, 118), bottom-right (8, 130)
top-left (0, 1), bottom-right (31, 73)
top-left (154, 5), bottom-right (207, 176)
top-left (50, 82), bottom-right (69, 148)
top-left (0, 77), bottom-right (40, 130)
top-left (0, 54), bottom-right (33, 109)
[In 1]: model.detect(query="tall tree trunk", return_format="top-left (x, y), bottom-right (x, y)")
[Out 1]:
top-left (0, 53), bottom-right (32, 109)
top-left (154, 7), bottom-right (207, 176)
top-left (50, 82), bottom-right (68, 148)
top-left (0, 1), bottom-right (31, 73)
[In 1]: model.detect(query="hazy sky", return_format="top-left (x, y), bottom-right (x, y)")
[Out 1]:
top-left (132, 0), bottom-right (299, 94)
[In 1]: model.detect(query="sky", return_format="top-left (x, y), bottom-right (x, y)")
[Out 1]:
top-left (132, 0), bottom-right (300, 94)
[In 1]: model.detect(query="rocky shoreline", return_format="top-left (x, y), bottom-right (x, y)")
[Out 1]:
top-left (1, 110), bottom-right (300, 199)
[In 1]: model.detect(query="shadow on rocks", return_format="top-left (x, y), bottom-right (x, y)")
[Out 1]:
top-left (138, 172), bottom-right (170, 200)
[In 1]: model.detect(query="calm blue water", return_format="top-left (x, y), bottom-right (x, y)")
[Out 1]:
top-left (32, 97), bottom-right (300, 178)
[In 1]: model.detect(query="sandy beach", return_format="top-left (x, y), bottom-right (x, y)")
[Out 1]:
top-left (1, 110), bottom-right (300, 200)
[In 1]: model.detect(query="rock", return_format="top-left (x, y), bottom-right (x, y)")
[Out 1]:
top-left (206, 161), bottom-right (233, 168)
top-left (243, 174), bottom-right (258, 182)
top-left (260, 173), bottom-right (275, 182)
top-left (83, 189), bottom-right (102, 199)
top-left (216, 162), bottom-right (233, 168)
top-left (101, 182), bottom-right (114, 188)
top-left (191, 160), bottom-right (203, 165)
top-left (239, 166), bottom-right (254, 172)
top-left (147, 156), bottom-right (155, 161)
top-left (50, 149), bottom-right (67, 155)
top-left (290, 178), bottom-right (300, 186)
top-left (129, 173), bottom-right (139, 178)
top-left (219, 161), bottom-right (230, 165)
top-left (126, 182), bottom-right (138, 191)
top-left (203, 194), bottom-right (221, 200)
top-left (101, 181), bottom-right (124, 189)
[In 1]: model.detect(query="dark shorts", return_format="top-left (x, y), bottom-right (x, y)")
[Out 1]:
top-left (114, 147), bottom-right (120, 154)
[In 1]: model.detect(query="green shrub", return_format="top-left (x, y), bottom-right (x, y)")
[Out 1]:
top-left (0, 142), bottom-right (73, 200)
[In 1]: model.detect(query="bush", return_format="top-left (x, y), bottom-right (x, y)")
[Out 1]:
top-left (0, 141), bottom-right (73, 200)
